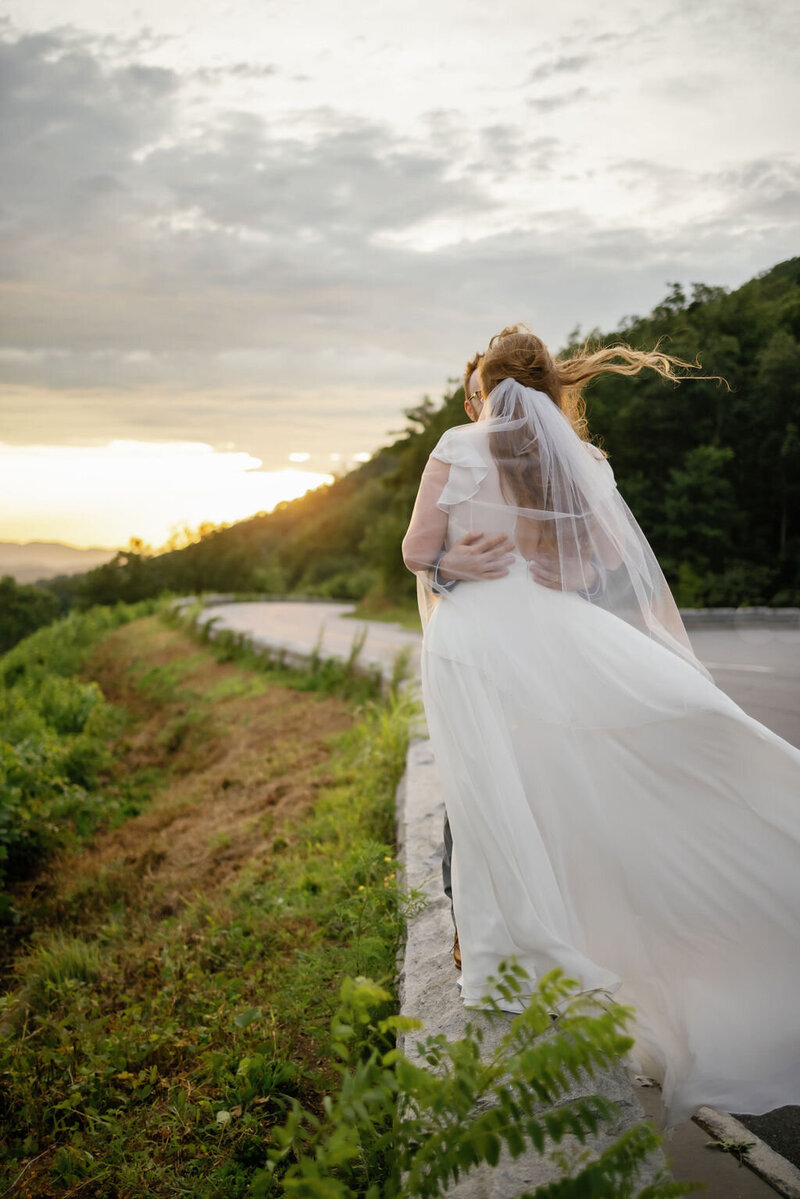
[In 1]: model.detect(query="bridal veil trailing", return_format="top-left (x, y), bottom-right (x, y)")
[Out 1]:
top-left (403, 375), bottom-right (800, 1126)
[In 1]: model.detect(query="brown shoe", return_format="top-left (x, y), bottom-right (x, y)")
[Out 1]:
top-left (453, 930), bottom-right (462, 971)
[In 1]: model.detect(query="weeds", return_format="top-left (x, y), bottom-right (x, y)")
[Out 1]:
top-left (705, 1136), bottom-right (756, 1164)
top-left (0, 599), bottom-right (168, 919)
top-left (166, 602), bottom-right (385, 703)
top-left (0, 611), bottom-right (415, 1197)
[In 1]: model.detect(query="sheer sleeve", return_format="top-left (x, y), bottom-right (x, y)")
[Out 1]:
top-left (401, 456), bottom-right (450, 575)
top-left (430, 427), bottom-right (489, 509)
top-left (402, 454), bottom-right (452, 630)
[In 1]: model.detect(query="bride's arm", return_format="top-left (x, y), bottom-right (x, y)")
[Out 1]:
top-left (402, 460), bottom-right (450, 574)
top-left (402, 460), bottom-right (514, 580)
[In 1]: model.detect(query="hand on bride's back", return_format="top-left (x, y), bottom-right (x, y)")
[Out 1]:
top-left (529, 554), bottom-right (598, 592)
top-left (438, 532), bottom-right (516, 581)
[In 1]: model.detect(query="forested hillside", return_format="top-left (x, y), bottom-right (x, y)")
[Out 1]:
top-left (46, 257), bottom-right (800, 614)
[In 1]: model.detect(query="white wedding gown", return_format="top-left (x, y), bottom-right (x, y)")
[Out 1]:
top-left (415, 418), bottom-right (800, 1128)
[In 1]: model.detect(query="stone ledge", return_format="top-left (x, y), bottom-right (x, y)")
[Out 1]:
top-left (679, 607), bottom-right (800, 627)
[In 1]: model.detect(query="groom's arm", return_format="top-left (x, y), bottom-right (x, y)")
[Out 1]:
top-left (402, 459), bottom-right (514, 587)
top-left (433, 532), bottom-right (515, 590)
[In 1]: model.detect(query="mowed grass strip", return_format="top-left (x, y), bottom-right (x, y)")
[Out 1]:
top-left (0, 612), bottom-right (414, 1198)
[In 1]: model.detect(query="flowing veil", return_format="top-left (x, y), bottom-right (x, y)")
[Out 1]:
top-left (408, 377), bottom-right (712, 681)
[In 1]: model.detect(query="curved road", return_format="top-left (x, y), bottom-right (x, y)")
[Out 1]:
top-left (202, 601), bottom-right (800, 750)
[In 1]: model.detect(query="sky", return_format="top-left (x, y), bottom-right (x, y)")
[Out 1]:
top-left (1, 0), bottom-right (798, 549)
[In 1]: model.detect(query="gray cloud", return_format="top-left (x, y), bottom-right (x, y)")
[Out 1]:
top-left (558, 0), bottom-right (799, 67)
top-left (0, 29), bottom-right (492, 296)
top-left (526, 86), bottom-right (591, 113)
top-left (529, 55), bottom-right (593, 82)
top-left (608, 155), bottom-right (800, 225)
top-left (671, 0), bottom-right (800, 56)
top-left (191, 62), bottom-right (279, 82)
top-left (0, 22), bottom-right (798, 471)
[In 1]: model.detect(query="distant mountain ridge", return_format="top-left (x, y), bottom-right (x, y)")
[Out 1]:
top-left (0, 541), bottom-right (118, 585)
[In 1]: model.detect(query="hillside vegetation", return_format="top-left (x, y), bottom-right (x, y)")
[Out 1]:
top-left (0, 605), bottom-right (411, 1196)
top-left (27, 257), bottom-right (800, 626)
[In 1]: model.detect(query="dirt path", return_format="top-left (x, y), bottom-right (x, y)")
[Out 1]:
top-left (10, 615), bottom-right (355, 942)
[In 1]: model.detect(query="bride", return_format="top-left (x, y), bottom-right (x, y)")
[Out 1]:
top-left (402, 324), bottom-right (800, 1127)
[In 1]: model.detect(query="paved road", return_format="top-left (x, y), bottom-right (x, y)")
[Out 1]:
top-left (688, 626), bottom-right (800, 749)
top-left (199, 600), bottom-right (421, 680)
top-left (684, 626), bottom-right (800, 1167)
top-left (203, 601), bottom-right (800, 750)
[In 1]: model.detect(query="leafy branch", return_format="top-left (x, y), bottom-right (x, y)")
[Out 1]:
top-left (259, 965), bottom-right (700, 1198)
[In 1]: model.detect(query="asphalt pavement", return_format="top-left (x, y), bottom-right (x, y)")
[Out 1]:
top-left (684, 626), bottom-right (800, 1179)
top-left (689, 625), bottom-right (800, 750)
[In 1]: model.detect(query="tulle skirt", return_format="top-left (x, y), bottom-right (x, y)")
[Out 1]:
top-left (420, 559), bottom-right (800, 1126)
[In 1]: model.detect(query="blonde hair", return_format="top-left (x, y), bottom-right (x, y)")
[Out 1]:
top-left (473, 324), bottom-right (724, 537)
top-left (478, 323), bottom-right (719, 444)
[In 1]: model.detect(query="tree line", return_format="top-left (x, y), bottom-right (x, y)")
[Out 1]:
top-left (5, 256), bottom-right (799, 648)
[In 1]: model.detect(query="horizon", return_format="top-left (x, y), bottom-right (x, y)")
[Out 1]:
top-left (0, 257), bottom-right (792, 552)
top-left (1, 1), bottom-right (798, 548)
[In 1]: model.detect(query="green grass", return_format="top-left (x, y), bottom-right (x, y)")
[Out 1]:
top-left (0, 606), bottom-right (417, 1198)
top-left (169, 600), bottom-right (389, 704)
top-left (0, 599), bottom-right (172, 922)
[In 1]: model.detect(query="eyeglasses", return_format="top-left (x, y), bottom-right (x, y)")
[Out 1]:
top-left (467, 389), bottom-right (484, 407)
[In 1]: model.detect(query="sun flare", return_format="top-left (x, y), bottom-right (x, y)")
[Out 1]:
top-left (0, 440), bottom-right (334, 550)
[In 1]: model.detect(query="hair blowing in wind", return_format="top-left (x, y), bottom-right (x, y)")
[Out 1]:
top-left (478, 323), bottom-right (724, 437)
top-left (475, 324), bottom-right (725, 516)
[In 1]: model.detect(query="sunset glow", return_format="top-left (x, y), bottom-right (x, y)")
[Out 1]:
top-left (1, 4), bottom-right (798, 555)
top-left (0, 441), bottom-right (334, 550)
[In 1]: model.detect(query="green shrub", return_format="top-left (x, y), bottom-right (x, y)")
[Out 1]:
top-left (0, 575), bottom-right (60, 655)
top-left (0, 598), bottom-right (161, 689)
top-left (0, 600), bottom-right (162, 910)
top-left (264, 967), bottom-right (697, 1198)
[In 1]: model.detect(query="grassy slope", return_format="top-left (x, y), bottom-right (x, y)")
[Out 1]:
top-left (0, 613), bottom-right (413, 1198)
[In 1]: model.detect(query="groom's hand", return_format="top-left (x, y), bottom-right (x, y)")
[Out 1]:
top-left (529, 553), bottom-right (599, 592)
top-left (438, 532), bottom-right (515, 581)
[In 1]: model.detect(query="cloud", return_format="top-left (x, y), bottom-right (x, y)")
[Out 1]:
top-left (526, 86), bottom-right (592, 113)
top-left (191, 62), bottom-right (279, 82)
top-left (607, 155), bottom-right (800, 226)
top-left (0, 20), bottom-right (798, 474)
top-left (0, 28), bottom-right (493, 314)
top-left (142, 110), bottom-right (491, 246)
top-left (529, 55), bottom-right (593, 82)
top-left (671, 0), bottom-right (800, 57)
